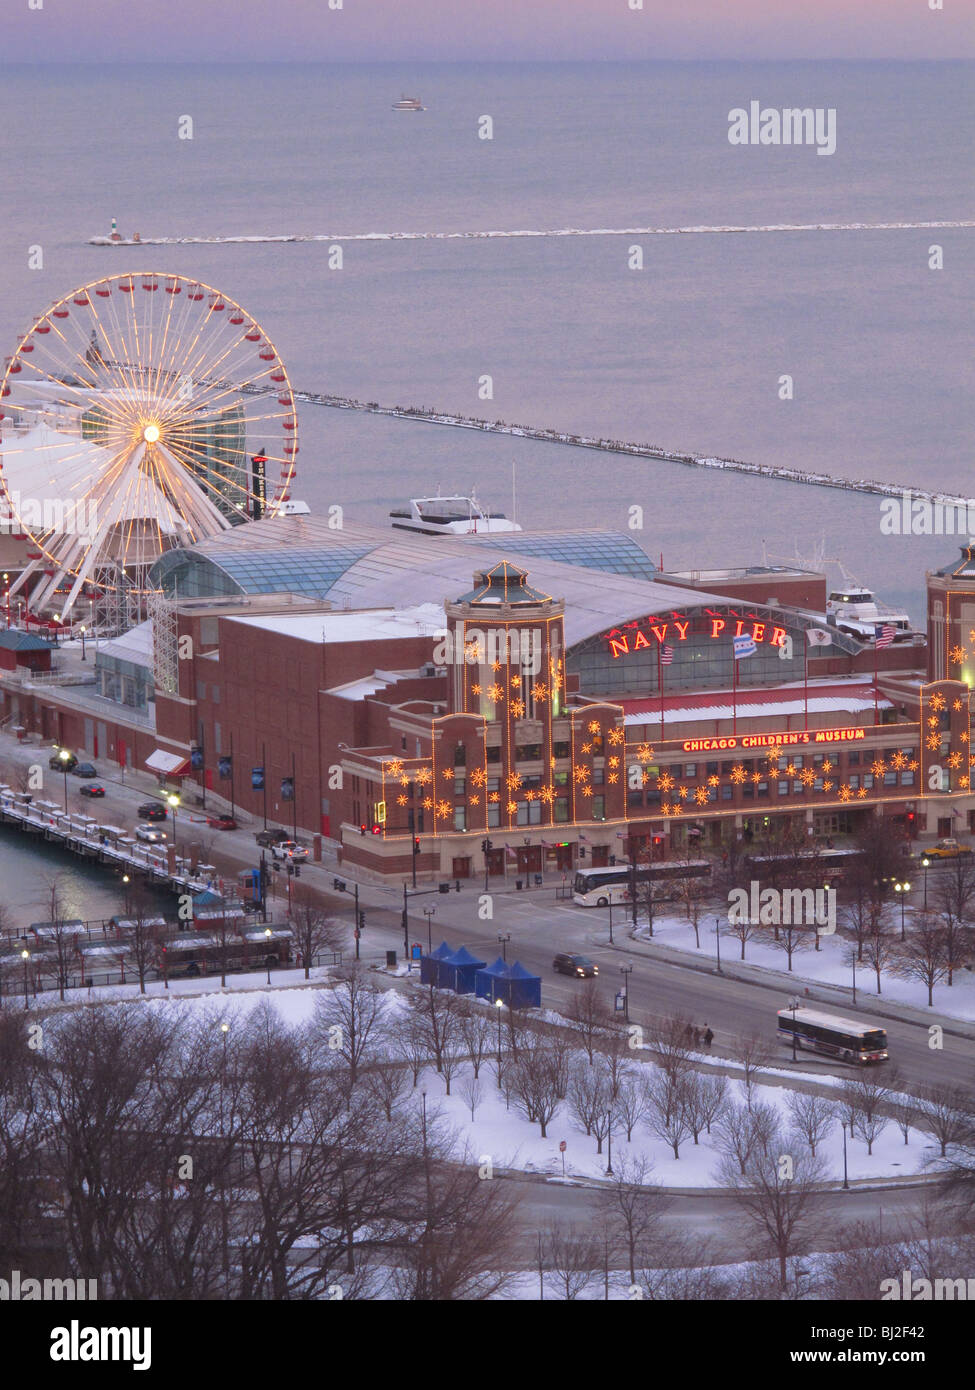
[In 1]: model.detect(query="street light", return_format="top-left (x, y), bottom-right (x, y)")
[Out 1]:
top-left (423, 906), bottom-right (435, 955)
top-left (80, 625), bottom-right (87, 661)
top-left (264, 926), bottom-right (273, 985)
top-left (605, 1108), bottom-right (614, 1176)
top-left (714, 915), bottom-right (723, 975)
top-left (21, 948), bottom-right (30, 1010)
top-left (893, 880), bottom-right (910, 940)
top-left (167, 793), bottom-right (180, 855)
top-left (620, 961), bottom-right (633, 1023)
top-left (921, 857), bottom-right (930, 910)
top-left (57, 746), bottom-right (71, 812)
top-left (495, 996), bottom-right (504, 1068)
top-left (497, 932), bottom-right (511, 962)
top-left (788, 996), bottom-right (801, 1062)
top-left (841, 1118), bottom-right (850, 1190)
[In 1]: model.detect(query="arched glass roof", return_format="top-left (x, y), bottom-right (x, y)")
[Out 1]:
top-left (467, 529), bottom-right (658, 579)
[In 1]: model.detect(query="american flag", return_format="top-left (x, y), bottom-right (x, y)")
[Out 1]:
top-left (660, 645), bottom-right (674, 665)
top-left (874, 624), bottom-right (896, 649)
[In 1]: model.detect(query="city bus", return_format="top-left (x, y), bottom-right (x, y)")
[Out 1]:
top-left (573, 860), bottom-right (711, 907)
top-left (745, 847), bottom-right (864, 885)
top-left (776, 1007), bottom-right (888, 1064)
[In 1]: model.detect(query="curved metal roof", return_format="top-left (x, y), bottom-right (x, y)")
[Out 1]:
top-left (148, 515), bottom-right (817, 650)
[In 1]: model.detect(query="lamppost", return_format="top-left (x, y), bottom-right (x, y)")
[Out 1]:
top-left (167, 793), bottom-right (180, 856)
top-left (620, 961), bottom-right (633, 1023)
top-left (423, 906), bottom-right (435, 955)
top-left (605, 1108), bottom-right (613, 1176)
top-left (21, 948), bottom-right (30, 1010)
top-left (789, 995), bottom-right (800, 1062)
top-left (80, 625), bottom-right (87, 661)
top-left (841, 1118), bottom-right (850, 1190)
top-left (714, 915), bottom-right (723, 975)
top-left (607, 894), bottom-right (614, 945)
top-left (851, 951), bottom-right (857, 1007)
top-left (264, 926), bottom-right (273, 985)
top-left (495, 996), bottom-right (504, 1068)
top-left (893, 880), bottom-right (910, 940)
top-left (57, 746), bottom-right (71, 812)
top-left (921, 857), bottom-right (930, 910)
top-left (497, 932), bottom-right (511, 962)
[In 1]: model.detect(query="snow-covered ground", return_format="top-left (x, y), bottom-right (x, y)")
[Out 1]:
top-left (633, 903), bottom-right (975, 1022)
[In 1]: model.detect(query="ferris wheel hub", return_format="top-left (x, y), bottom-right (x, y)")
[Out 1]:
top-left (142, 423), bottom-right (160, 443)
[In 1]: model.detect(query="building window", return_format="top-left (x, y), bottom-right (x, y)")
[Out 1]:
top-left (706, 761), bottom-right (719, 776)
top-left (555, 771), bottom-right (568, 786)
top-left (863, 774), bottom-right (874, 789)
top-left (778, 780), bottom-right (789, 796)
top-left (454, 776), bottom-right (466, 796)
top-left (593, 766), bottom-right (605, 785)
top-left (453, 807), bottom-right (466, 831)
top-left (487, 746), bottom-right (501, 763)
top-left (848, 751), bottom-right (860, 766)
top-left (901, 770), bottom-right (915, 786)
top-left (488, 802), bottom-right (500, 827)
top-left (684, 763), bottom-right (697, 778)
top-left (517, 744), bottom-right (542, 762)
top-left (555, 798), bottom-right (569, 822)
top-left (849, 775), bottom-right (860, 790)
top-left (883, 771), bottom-right (897, 786)
top-left (721, 785), bottom-right (733, 800)
top-left (592, 795), bottom-right (606, 821)
top-left (553, 742), bottom-right (570, 759)
top-left (488, 776), bottom-right (500, 792)
top-left (454, 744), bottom-right (466, 766)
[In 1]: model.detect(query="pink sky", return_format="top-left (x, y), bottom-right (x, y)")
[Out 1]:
top-left (0, 0), bottom-right (971, 62)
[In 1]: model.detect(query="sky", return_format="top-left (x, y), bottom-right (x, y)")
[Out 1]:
top-left (0, 0), bottom-right (972, 63)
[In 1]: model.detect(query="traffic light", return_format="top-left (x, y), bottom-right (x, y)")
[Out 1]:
top-left (414, 836), bottom-right (421, 852)
top-left (371, 823), bottom-right (382, 835)
top-left (359, 823), bottom-right (367, 835)
top-left (357, 910), bottom-right (365, 930)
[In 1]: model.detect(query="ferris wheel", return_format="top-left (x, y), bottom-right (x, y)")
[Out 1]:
top-left (0, 273), bottom-right (298, 623)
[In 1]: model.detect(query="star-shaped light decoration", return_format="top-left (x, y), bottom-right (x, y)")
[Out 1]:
top-left (386, 759), bottom-right (403, 779)
top-left (636, 743), bottom-right (655, 763)
top-left (422, 796), bottom-right (433, 809)
top-left (930, 692), bottom-right (947, 712)
top-left (588, 720), bottom-right (601, 735)
top-left (608, 772), bottom-right (619, 784)
top-left (506, 772), bottom-right (523, 789)
top-left (926, 732), bottom-right (941, 751)
top-left (470, 794), bottom-right (480, 805)
top-left (507, 800), bottom-right (518, 815)
top-left (487, 683), bottom-right (504, 703)
top-left (871, 759), bottom-right (886, 777)
top-left (471, 768), bottom-right (486, 787)
top-left (581, 742), bottom-right (592, 755)
top-left (658, 772), bottom-right (675, 792)
top-left (510, 699), bottom-right (526, 718)
top-left (608, 728), bottom-right (624, 745)
top-left (416, 768), bottom-right (432, 784)
top-left (489, 791), bottom-right (500, 802)
top-left (694, 786), bottom-right (708, 804)
top-left (856, 787), bottom-right (868, 798)
top-left (838, 785), bottom-right (853, 802)
top-left (678, 785), bottom-right (689, 800)
top-left (730, 764), bottom-right (746, 784)
top-left (953, 698), bottom-right (964, 711)
top-left (397, 795), bottom-right (407, 806)
top-left (950, 648), bottom-right (967, 668)
top-left (532, 683), bottom-right (548, 702)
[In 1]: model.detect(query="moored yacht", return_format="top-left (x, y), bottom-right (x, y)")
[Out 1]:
top-left (390, 492), bottom-right (521, 537)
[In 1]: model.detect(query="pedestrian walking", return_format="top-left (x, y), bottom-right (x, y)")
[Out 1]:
top-left (703, 1025), bottom-right (714, 1049)
top-left (693, 1025), bottom-right (703, 1046)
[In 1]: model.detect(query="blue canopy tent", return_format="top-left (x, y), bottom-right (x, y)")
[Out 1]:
top-left (420, 940), bottom-right (455, 987)
top-left (474, 956), bottom-right (511, 1002)
top-left (507, 960), bottom-right (542, 1009)
top-left (442, 944), bottom-right (487, 994)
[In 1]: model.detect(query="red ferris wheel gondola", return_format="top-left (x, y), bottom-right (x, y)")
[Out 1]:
top-left (95, 285), bottom-right (111, 297)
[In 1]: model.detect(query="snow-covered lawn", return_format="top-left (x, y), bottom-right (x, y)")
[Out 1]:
top-left (631, 904), bottom-right (975, 1022)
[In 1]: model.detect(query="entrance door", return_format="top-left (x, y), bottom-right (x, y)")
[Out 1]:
top-left (556, 843), bottom-right (573, 872)
top-left (591, 845), bottom-right (609, 868)
top-left (938, 817), bottom-right (952, 838)
top-left (451, 856), bottom-right (471, 879)
top-left (487, 848), bottom-right (505, 876)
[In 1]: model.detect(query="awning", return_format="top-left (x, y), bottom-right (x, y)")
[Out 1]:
top-left (145, 749), bottom-right (190, 776)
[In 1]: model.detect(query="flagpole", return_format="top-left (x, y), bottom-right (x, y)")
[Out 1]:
top-left (804, 637), bottom-right (809, 731)
top-left (873, 634), bottom-right (879, 726)
top-left (658, 642), bottom-right (664, 743)
top-left (732, 650), bottom-right (738, 736)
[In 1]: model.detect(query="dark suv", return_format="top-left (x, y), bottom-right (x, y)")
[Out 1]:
top-left (49, 751), bottom-right (78, 771)
top-left (255, 828), bottom-right (288, 848)
top-left (137, 801), bottom-right (168, 822)
top-left (553, 953), bottom-right (599, 978)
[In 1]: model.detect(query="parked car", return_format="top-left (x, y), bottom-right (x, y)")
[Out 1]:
top-left (553, 952), bottom-right (599, 978)
top-left (255, 827), bottom-right (288, 848)
top-left (48, 751), bottom-right (78, 771)
top-left (207, 815), bottom-right (237, 830)
top-left (71, 762), bottom-right (98, 779)
top-left (134, 822), bottom-right (167, 844)
top-left (925, 838), bottom-right (972, 860)
top-left (79, 783), bottom-right (106, 798)
top-left (137, 802), bottom-right (168, 822)
top-left (270, 839), bottom-right (308, 862)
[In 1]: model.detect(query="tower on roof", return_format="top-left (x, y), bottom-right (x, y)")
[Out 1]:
top-left (453, 560), bottom-right (553, 608)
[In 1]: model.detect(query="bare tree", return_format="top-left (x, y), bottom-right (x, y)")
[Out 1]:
top-left (565, 979), bottom-right (609, 1064)
top-left (681, 875), bottom-right (708, 948)
top-left (612, 1073), bottom-right (647, 1142)
top-left (459, 1073), bottom-right (482, 1123)
top-left (717, 1116), bottom-right (828, 1290)
top-left (863, 920), bottom-right (895, 994)
top-left (123, 889), bottom-right (159, 995)
top-left (289, 887), bottom-right (344, 979)
top-left (392, 1009), bottom-right (428, 1087)
top-left (645, 1012), bottom-right (695, 1082)
top-left (511, 1037), bottom-right (564, 1138)
top-left (726, 910), bottom-right (761, 961)
top-left (597, 1153), bottom-right (669, 1286)
top-left (730, 1033), bottom-right (773, 1109)
top-left (787, 1090), bottom-right (836, 1157)
top-left (541, 1222), bottom-right (601, 1300)
top-left (567, 1059), bottom-right (612, 1150)
top-left (917, 1083), bottom-right (972, 1159)
top-left (714, 1098), bottom-right (773, 1176)
top-left (361, 1054), bottom-right (410, 1121)
top-left (697, 1072), bottom-right (729, 1135)
top-left (33, 875), bottom-right (75, 1002)
top-left (895, 916), bottom-right (949, 1006)
top-left (767, 921), bottom-right (815, 972)
top-left (839, 1076), bottom-right (891, 1156)
top-left (455, 1003), bottom-right (494, 1080)
top-left (643, 1070), bottom-right (690, 1159)
top-left (314, 965), bottom-right (385, 1087)
top-left (412, 987), bottom-right (464, 1084)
